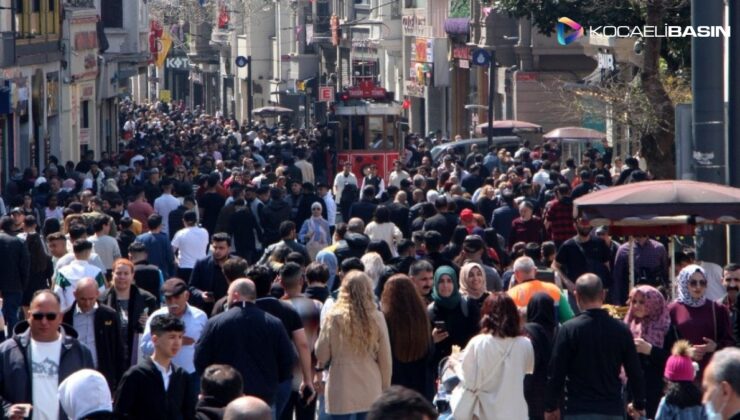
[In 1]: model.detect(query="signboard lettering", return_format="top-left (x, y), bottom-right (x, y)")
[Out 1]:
top-left (319, 86), bottom-right (333, 102)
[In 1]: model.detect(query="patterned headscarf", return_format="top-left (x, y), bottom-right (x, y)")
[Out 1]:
top-left (432, 266), bottom-right (461, 310)
top-left (676, 264), bottom-right (707, 308)
top-left (624, 285), bottom-right (671, 348)
top-left (459, 262), bottom-right (486, 299)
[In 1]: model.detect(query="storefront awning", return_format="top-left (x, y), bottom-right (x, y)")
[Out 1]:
top-left (444, 18), bottom-right (469, 36)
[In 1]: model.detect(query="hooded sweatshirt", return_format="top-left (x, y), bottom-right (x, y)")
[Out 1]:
top-left (58, 369), bottom-right (113, 420)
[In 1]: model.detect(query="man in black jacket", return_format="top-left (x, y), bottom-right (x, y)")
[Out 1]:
top-left (544, 273), bottom-right (646, 420)
top-left (260, 188), bottom-right (291, 247)
top-left (348, 186), bottom-right (378, 226)
top-left (115, 314), bottom-right (196, 420)
top-left (195, 364), bottom-right (244, 420)
top-left (63, 278), bottom-right (125, 391)
top-left (194, 279), bottom-right (295, 406)
top-left (423, 196), bottom-right (454, 240)
top-left (129, 241), bottom-right (165, 303)
top-left (189, 233), bottom-right (232, 314)
top-left (0, 290), bottom-right (94, 419)
top-left (0, 216), bottom-right (30, 330)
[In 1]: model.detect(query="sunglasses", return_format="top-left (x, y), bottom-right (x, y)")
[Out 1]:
top-left (688, 280), bottom-right (708, 288)
top-left (31, 312), bottom-right (58, 321)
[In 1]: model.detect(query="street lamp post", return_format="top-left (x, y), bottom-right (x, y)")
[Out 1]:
top-left (486, 50), bottom-right (496, 149)
top-left (464, 104), bottom-right (488, 138)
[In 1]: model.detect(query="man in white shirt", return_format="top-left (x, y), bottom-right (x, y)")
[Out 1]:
top-left (333, 161), bottom-right (358, 204)
top-left (140, 279), bottom-right (207, 389)
top-left (532, 161), bottom-right (552, 188)
top-left (317, 183), bottom-right (336, 234)
top-left (54, 240), bottom-right (107, 312)
top-left (171, 210), bottom-right (209, 281)
top-left (294, 148), bottom-right (315, 185)
top-left (154, 179), bottom-right (181, 236)
top-left (89, 215), bottom-right (122, 279)
top-left (388, 160), bottom-right (410, 188)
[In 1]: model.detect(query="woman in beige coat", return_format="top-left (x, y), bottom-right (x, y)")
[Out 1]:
top-left (315, 271), bottom-right (392, 419)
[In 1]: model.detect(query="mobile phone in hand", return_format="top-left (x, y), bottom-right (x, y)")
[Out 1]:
top-left (434, 321), bottom-right (447, 332)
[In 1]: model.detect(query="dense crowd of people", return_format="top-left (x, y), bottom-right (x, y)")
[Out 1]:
top-left (0, 99), bottom-right (737, 420)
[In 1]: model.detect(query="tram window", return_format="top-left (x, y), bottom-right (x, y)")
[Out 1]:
top-left (368, 116), bottom-right (385, 150)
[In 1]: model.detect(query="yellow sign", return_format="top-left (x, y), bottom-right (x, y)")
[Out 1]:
top-left (159, 89), bottom-right (172, 102)
top-left (155, 30), bottom-right (173, 68)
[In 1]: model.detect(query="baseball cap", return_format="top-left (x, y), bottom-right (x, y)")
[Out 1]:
top-left (162, 278), bottom-right (188, 297)
top-left (10, 207), bottom-right (22, 214)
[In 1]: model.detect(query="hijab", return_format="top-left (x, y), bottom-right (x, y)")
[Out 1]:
top-left (525, 292), bottom-right (558, 336)
top-left (315, 250), bottom-right (338, 291)
top-left (676, 264), bottom-right (707, 308)
top-left (432, 265), bottom-right (461, 310)
top-left (624, 285), bottom-right (671, 348)
top-left (459, 262), bottom-right (486, 299)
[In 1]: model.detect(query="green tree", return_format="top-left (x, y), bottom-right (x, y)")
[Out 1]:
top-left (495, 0), bottom-right (691, 179)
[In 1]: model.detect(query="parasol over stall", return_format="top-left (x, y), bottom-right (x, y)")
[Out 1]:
top-left (475, 120), bottom-right (543, 135)
top-left (251, 106), bottom-right (294, 118)
top-left (574, 180), bottom-right (740, 297)
top-left (543, 126), bottom-right (606, 141)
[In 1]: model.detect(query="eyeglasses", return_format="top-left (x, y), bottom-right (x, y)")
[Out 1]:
top-left (688, 280), bottom-right (708, 288)
top-left (31, 312), bottom-right (58, 321)
top-left (724, 277), bottom-right (740, 282)
top-left (312, 208), bottom-right (321, 211)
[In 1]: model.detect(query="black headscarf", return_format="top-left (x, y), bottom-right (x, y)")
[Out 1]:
top-left (525, 292), bottom-right (557, 338)
top-left (523, 292), bottom-right (558, 418)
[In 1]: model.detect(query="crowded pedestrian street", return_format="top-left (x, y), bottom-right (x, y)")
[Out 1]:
top-left (0, 0), bottom-right (739, 420)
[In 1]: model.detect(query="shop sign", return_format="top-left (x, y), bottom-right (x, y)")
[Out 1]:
top-left (402, 12), bottom-right (430, 37)
top-left (459, 59), bottom-right (469, 69)
top-left (452, 45), bottom-right (470, 60)
top-left (404, 80), bottom-right (424, 98)
top-left (415, 38), bottom-right (433, 63)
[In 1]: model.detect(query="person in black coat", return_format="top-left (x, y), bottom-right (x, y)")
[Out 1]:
top-left (295, 183), bottom-right (328, 227)
top-left (228, 199), bottom-right (263, 264)
top-left (423, 197), bottom-right (454, 240)
top-left (260, 189), bottom-right (292, 247)
top-left (348, 186), bottom-right (378, 226)
top-left (195, 364), bottom-right (245, 420)
top-left (194, 279), bottom-right (296, 406)
top-left (0, 217), bottom-right (30, 331)
top-left (63, 278), bottom-right (126, 392)
top-left (115, 314), bottom-right (196, 420)
top-left (523, 293), bottom-right (558, 420)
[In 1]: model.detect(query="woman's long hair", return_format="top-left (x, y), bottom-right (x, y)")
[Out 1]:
top-left (327, 271), bottom-right (379, 355)
top-left (381, 274), bottom-right (431, 363)
top-left (26, 232), bottom-right (50, 275)
top-left (480, 293), bottom-right (521, 338)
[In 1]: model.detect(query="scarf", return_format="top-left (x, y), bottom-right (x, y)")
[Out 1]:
top-left (624, 285), bottom-right (671, 348)
top-left (676, 264), bottom-right (707, 308)
top-left (432, 265), bottom-right (461, 310)
top-left (315, 250), bottom-right (338, 291)
top-left (459, 262), bottom-right (486, 299)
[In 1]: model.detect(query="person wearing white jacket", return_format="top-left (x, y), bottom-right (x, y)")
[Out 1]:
top-left (364, 205), bottom-right (403, 257)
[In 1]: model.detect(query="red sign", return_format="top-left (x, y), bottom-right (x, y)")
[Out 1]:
top-left (452, 45), bottom-right (470, 60)
top-left (516, 72), bottom-right (538, 81)
top-left (344, 81), bottom-right (387, 100)
top-left (319, 86), bottom-right (333, 102)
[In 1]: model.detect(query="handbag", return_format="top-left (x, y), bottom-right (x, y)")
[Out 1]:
top-left (450, 339), bottom-right (516, 420)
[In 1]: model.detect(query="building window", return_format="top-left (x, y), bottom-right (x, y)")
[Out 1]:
top-left (101, 0), bottom-right (123, 28)
top-left (14, 0), bottom-right (58, 37)
top-left (80, 100), bottom-right (90, 128)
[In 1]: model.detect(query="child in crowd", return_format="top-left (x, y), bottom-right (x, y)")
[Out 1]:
top-left (655, 340), bottom-right (706, 420)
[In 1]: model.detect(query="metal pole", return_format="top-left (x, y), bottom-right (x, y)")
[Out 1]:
top-left (691, 0), bottom-right (726, 264)
top-left (247, 56), bottom-right (253, 123)
top-left (729, 0), bottom-right (740, 258)
top-left (486, 51), bottom-right (495, 149)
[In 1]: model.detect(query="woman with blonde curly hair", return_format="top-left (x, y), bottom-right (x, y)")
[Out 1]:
top-left (315, 271), bottom-right (392, 420)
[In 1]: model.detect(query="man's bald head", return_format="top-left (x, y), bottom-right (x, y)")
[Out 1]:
top-left (74, 277), bottom-right (100, 313)
top-left (223, 396), bottom-right (271, 420)
top-left (227, 279), bottom-right (257, 305)
top-left (575, 273), bottom-right (604, 304)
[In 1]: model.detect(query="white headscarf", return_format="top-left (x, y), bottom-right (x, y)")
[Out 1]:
top-left (676, 264), bottom-right (707, 308)
top-left (58, 369), bottom-right (112, 419)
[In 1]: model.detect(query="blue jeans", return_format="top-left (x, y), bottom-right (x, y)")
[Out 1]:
top-left (2, 291), bottom-right (22, 333)
top-left (272, 379), bottom-right (293, 420)
top-left (328, 413), bottom-right (367, 420)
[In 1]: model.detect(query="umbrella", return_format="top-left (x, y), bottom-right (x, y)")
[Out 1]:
top-left (574, 180), bottom-right (740, 223)
top-left (251, 106), bottom-right (294, 117)
top-left (543, 126), bottom-right (606, 141)
top-left (475, 120), bottom-right (542, 132)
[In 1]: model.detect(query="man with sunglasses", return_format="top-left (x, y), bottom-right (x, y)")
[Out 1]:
top-left (0, 290), bottom-right (94, 420)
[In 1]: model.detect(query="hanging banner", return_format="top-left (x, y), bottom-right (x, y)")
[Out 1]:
top-left (155, 30), bottom-right (173, 68)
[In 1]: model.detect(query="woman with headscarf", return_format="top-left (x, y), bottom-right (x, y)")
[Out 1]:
top-left (427, 265), bottom-right (481, 370)
top-left (523, 293), bottom-right (557, 420)
top-left (459, 262), bottom-right (489, 312)
top-left (624, 285), bottom-right (676, 418)
top-left (668, 264), bottom-right (734, 374)
top-left (299, 201), bottom-right (331, 260)
top-left (315, 250), bottom-right (338, 293)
